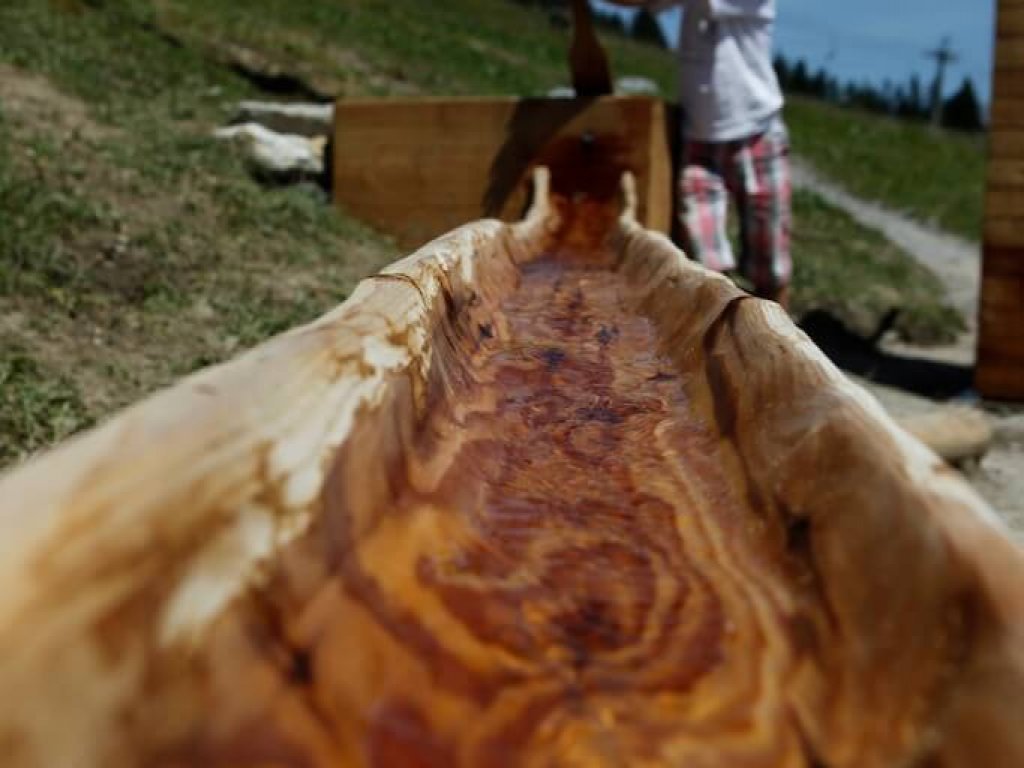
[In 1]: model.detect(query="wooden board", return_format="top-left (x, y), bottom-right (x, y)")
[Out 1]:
top-left (979, 0), bottom-right (1024, 398)
top-left (0, 172), bottom-right (1023, 766)
top-left (332, 96), bottom-right (672, 249)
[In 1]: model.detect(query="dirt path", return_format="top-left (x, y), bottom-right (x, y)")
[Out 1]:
top-left (791, 156), bottom-right (1024, 536)
top-left (790, 157), bottom-right (981, 331)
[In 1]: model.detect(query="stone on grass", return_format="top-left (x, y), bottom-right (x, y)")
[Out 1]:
top-left (545, 76), bottom-right (661, 100)
top-left (214, 123), bottom-right (325, 179)
top-left (233, 101), bottom-right (333, 137)
top-left (616, 76), bottom-right (660, 96)
top-left (897, 406), bottom-right (995, 465)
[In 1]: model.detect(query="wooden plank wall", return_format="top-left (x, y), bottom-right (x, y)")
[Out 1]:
top-left (980, 0), bottom-right (1024, 398)
top-left (333, 96), bottom-right (672, 250)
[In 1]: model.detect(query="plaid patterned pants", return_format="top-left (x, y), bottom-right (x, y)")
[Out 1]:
top-left (679, 123), bottom-right (792, 293)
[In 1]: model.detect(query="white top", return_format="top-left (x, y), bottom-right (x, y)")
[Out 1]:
top-left (652, 0), bottom-right (784, 142)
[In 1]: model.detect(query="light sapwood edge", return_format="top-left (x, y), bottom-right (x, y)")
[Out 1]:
top-left (524, 165), bottom-right (552, 227)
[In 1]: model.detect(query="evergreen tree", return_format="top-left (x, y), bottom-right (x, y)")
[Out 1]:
top-left (631, 8), bottom-right (668, 48)
top-left (824, 73), bottom-right (840, 103)
top-left (772, 47), bottom-right (942, 125)
top-left (895, 75), bottom-right (927, 120)
top-left (773, 54), bottom-right (791, 90)
top-left (593, 9), bottom-right (626, 34)
top-left (790, 59), bottom-right (810, 93)
top-left (908, 75), bottom-right (924, 116)
top-left (943, 77), bottom-right (984, 131)
top-left (809, 68), bottom-right (827, 99)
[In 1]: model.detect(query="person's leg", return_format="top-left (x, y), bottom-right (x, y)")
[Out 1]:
top-left (678, 140), bottom-right (736, 274)
top-left (733, 124), bottom-right (792, 309)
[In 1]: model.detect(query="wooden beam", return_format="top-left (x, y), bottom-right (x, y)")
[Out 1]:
top-left (985, 157), bottom-right (1024, 186)
top-left (979, 1), bottom-right (1024, 397)
top-left (990, 97), bottom-right (1024, 128)
top-left (998, 7), bottom-right (1024, 37)
top-left (987, 69), bottom-right (1024, 99)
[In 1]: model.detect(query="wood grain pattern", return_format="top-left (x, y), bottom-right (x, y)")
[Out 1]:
top-left (332, 97), bottom-right (672, 249)
top-left (989, 126), bottom-right (1024, 159)
top-left (998, 6), bottom-right (1024, 37)
top-left (1, 166), bottom-right (1023, 766)
top-left (984, 216), bottom-right (1024, 247)
top-left (980, 0), bottom-right (1024, 397)
top-left (990, 97), bottom-right (1024, 129)
top-left (996, 35), bottom-right (1024, 69)
top-left (986, 71), bottom-right (1024, 100)
top-left (986, 158), bottom-right (1024, 188)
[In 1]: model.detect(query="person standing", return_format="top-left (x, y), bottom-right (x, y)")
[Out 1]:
top-left (601, 0), bottom-right (792, 308)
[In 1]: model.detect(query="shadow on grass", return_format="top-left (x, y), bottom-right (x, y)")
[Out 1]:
top-left (799, 309), bottom-right (973, 400)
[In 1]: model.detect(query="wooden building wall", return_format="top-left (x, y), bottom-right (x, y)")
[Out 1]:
top-left (980, 0), bottom-right (1024, 398)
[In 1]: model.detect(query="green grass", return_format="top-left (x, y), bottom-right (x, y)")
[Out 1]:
top-left (790, 190), bottom-right (964, 344)
top-left (0, 0), bottom-right (971, 466)
top-left (0, 0), bottom-right (398, 466)
top-left (0, 348), bottom-right (92, 464)
top-left (148, 0), bottom-right (987, 240)
top-left (0, 118), bottom-right (112, 306)
top-left (150, 0), bottom-right (675, 98)
top-left (785, 96), bottom-right (987, 240)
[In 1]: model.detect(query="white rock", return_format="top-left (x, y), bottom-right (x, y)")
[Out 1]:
top-left (214, 123), bottom-right (324, 177)
top-left (545, 77), bottom-right (661, 99)
top-left (616, 76), bottom-right (660, 96)
top-left (547, 86), bottom-right (577, 99)
top-left (233, 101), bottom-right (334, 137)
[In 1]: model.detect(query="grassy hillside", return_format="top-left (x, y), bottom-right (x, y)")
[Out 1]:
top-left (148, 0), bottom-right (988, 239)
top-left (0, 0), bottom-right (965, 465)
top-left (786, 96), bottom-right (986, 240)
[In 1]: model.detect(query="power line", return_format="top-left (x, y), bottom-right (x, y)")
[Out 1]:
top-left (925, 36), bottom-right (959, 125)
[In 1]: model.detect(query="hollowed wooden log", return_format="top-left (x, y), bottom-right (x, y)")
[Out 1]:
top-left (0, 170), bottom-right (1022, 767)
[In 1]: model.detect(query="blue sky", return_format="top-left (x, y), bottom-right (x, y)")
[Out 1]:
top-left (593, 1), bottom-right (996, 106)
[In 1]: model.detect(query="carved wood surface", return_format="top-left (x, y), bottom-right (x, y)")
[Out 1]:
top-left (0, 171), bottom-right (1023, 766)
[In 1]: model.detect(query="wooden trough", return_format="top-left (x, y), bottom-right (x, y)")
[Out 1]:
top-left (1, 109), bottom-right (1024, 765)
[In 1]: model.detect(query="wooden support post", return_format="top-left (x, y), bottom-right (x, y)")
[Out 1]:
top-left (332, 96), bottom-right (672, 249)
top-left (979, 0), bottom-right (1024, 398)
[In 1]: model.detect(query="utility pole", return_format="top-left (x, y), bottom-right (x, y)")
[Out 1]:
top-left (925, 36), bottom-right (958, 126)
